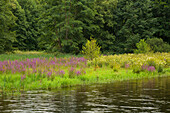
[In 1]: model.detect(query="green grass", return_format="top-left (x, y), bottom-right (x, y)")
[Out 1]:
top-left (0, 67), bottom-right (169, 94)
top-left (0, 51), bottom-right (83, 61)
top-left (0, 52), bottom-right (53, 61)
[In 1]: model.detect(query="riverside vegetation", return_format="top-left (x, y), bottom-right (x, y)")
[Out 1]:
top-left (0, 51), bottom-right (169, 94)
top-left (1, 0), bottom-right (170, 95)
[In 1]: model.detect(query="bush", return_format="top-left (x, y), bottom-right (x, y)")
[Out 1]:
top-left (134, 39), bottom-right (151, 54)
top-left (157, 65), bottom-right (163, 73)
top-left (110, 63), bottom-right (120, 72)
top-left (133, 66), bottom-right (141, 74)
top-left (146, 38), bottom-right (170, 52)
top-left (82, 37), bottom-right (101, 60)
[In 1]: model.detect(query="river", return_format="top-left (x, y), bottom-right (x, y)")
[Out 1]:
top-left (0, 76), bottom-right (170, 113)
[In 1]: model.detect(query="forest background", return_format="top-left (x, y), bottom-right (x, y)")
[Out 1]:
top-left (0, 0), bottom-right (169, 55)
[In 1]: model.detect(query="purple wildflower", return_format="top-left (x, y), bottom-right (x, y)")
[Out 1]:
top-left (21, 74), bottom-right (26, 81)
top-left (47, 71), bottom-right (52, 77)
top-left (70, 67), bottom-right (75, 72)
top-left (83, 71), bottom-right (86, 74)
top-left (141, 64), bottom-right (149, 70)
top-left (125, 64), bottom-right (130, 69)
top-left (76, 71), bottom-right (81, 76)
top-left (147, 66), bottom-right (156, 72)
top-left (58, 70), bottom-right (65, 75)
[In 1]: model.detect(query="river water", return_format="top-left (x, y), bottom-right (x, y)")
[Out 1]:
top-left (0, 76), bottom-right (170, 113)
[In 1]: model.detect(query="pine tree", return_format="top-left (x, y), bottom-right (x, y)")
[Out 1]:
top-left (17, 0), bottom-right (40, 50)
top-left (11, 0), bottom-right (28, 50)
top-left (0, 0), bottom-right (16, 53)
top-left (112, 0), bottom-right (157, 53)
top-left (152, 0), bottom-right (170, 43)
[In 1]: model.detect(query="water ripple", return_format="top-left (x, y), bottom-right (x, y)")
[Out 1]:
top-left (0, 76), bottom-right (170, 112)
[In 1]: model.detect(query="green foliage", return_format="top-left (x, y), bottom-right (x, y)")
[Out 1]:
top-left (157, 65), bottom-right (163, 73)
top-left (11, 0), bottom-right (28, 50)
top-left (38, 0), bottom-right (118, 54)
top-left (133, 66), bottom-right (141, 74)
top-left (82, 38), bottom-right (101, 60)
top-left (15, 0), bottom-right (40, 50)
top-left (0, 0), bottom-right (169, 55)
top-left (111, 0), bottom-right (158, 53)
top-left (134, 39), bottom-right (151, 54)
top-left (0, 0), bottom-right (16, 54)
top-left (146, 38), bottom-right (170, 52)
top-left (38, 0), bottom-right (85, 53)
top-left (152, 0), bottom-right (170, 43)
top-left (147, 59), bottom-right (157, 68)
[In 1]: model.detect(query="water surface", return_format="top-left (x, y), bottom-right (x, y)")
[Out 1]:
top-left (0, 76), bottom-right (170, 113)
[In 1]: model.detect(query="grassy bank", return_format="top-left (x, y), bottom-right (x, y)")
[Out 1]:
top-left (0, 51), bottom-right (83, 61)
top-left (0, 51), bottom-right (54, 61)
top-left (0, 52), bottom-right (169, 94)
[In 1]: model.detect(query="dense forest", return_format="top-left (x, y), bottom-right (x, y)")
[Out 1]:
top-left (0, 0), bottom-right (169, 54)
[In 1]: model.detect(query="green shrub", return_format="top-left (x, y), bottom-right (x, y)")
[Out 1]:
top-left (98, 62), bottom-right (103, 68)
top-left (157, 65), bottom-right (163, 73)
top-left (110, 63), bottom-right (120, 72)
top-left (82, 37), bottom-right (101, 60)
top-left (147, 59), bottom-right (157, 68)
top-left (134, 39), bottom-right (151, 54)
top-left (133, 66), bottom-right (141, 74)
top-left (146, 38), bottom-right (170, 52)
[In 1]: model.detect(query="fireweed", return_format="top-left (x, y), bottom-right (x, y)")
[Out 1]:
top-left (0, 57), bottom-right (87, 76)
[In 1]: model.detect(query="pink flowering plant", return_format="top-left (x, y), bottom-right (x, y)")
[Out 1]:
top-left (0, 52), bottom-right (169, 93)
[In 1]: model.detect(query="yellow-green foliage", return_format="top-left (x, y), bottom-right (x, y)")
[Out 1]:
top-left (82, 38), bottom-right (101, 60)
top-left (134, 39), bottom-right (151, 54)
top-left (89, 53), bottom-right (170, 70)
top-left (14, 50), bottom-right (45, 54)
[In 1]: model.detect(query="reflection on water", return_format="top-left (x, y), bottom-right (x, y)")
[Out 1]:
top-left (0, 76), bottom-right (170, 113)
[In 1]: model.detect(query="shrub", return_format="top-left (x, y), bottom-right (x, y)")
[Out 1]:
top-left (134, 39), bottom-right (151, 54)
top-left (146, 38), bottom-right (170, 52)
top-left (147, 59), bottom-right (157, 68)
top-left (133, 66), bottom-right (141, 74)
top-left (109, 63), bottom-right (120, 72)
top-left (157, 65), bottom-right (163, 73)
top-left (82, 37), bottom-right (101, 60)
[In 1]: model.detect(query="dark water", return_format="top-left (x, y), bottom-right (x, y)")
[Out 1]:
top-left (0, 76), bottom-right (170, 113)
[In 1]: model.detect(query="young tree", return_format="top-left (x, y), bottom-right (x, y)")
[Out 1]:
top-left (82, 38), bottom-right (101, 60)
top-left (134, 39), bottom-right (151, 54)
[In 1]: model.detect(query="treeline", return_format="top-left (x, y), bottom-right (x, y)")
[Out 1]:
top-left (0, 0), bottom-right (169, 54)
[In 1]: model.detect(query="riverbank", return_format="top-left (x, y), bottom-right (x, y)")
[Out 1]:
top-left (0, 68), bottom-right (169, 93)
top-left (0, 52), bottom-right (169, 93)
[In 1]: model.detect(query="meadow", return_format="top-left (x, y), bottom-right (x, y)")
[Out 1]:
top-left (0, 51), bottom-right (169, 94)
